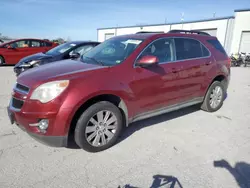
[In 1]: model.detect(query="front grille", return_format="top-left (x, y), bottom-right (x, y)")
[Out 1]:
top-left (12, 97), bottom-right (24, 110)
top-left (15, 83), bottom-right (30, 94)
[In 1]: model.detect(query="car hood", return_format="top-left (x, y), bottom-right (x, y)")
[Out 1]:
top-left (15, 52), bottom-right (53, 67)
top-left (17, 59), bottom-right (106, 88)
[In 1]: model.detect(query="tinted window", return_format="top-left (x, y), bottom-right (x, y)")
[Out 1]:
top-left (207, 39), bottom-right (227, 56)
top-left (45, 42), bottom-right (52, 47)
top-left (175, 38), bottom-right (203, 60)
top-left (31, 40), bottom-right (41, 47)
top-left (138, 38), bottom-right (174, 63)
top-left (201, 45), bottom-right (210, 56)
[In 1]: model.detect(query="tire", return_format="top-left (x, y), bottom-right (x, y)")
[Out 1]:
top-left (0, 56), bottom-right (5, 66)
top-left (74, 101), bottom-right (123, 152)
top-left (201, 81), bottom-right (225, 112)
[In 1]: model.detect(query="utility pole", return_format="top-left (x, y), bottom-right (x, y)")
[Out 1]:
top-left (181, 12), bottom-right (184, 29)
top-left (213, 12), bottom-right (216, 18)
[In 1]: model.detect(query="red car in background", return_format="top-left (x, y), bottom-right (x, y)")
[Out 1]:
top-left (0, 39), bottom-right (58, 65)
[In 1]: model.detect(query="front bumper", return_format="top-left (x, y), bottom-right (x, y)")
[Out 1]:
top-left (7, 104), bottom-right (69, 148)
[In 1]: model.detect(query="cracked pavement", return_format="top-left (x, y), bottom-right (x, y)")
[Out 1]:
top-left (0, 67), bottom-right (250, 188)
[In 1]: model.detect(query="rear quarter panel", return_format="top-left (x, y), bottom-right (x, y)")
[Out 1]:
top-left (199, 37), bottom-right (230, 95)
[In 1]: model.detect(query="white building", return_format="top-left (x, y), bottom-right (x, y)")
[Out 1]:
top-left (97, 9), bottom-right (250, 54)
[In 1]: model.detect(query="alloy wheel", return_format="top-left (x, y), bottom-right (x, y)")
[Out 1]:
top-left (209, 86), bottom-right (223, 109)
top-left (85, 110), bottom-right (118, 147)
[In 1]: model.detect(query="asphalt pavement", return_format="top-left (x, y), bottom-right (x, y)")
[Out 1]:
top-left (0, 67), bottom-right (250, 188)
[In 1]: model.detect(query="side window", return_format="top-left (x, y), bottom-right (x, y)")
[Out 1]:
top-left (31, 40), bottom-right (41, 47)
top-left (174, 38), bottom-right (203, 60)
top-left (45, 42), bottom-right (52, 47)
top-left (207, 39), bottom-right (227, 56)
top-left (10, 40), bottom-right (30, 48)
top-left (201, 44), bottom-right (210, 57)
top-left (138, 38), bottom-right (174, 63)
top-left (70, 45), bottom-right (95, 56)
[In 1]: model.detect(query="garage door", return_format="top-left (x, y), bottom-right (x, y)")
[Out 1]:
top-left (239, 31), bottom-right (250, 53)
top-left (105, 33), bottom-right (115, 40)
top-left (199, 29), bottom-right (217, 37)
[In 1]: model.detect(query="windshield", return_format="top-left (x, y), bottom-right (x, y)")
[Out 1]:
top-left (46, 42), bottom-right (77, 55)
top-left (81, 37), bottom-right (143, 66)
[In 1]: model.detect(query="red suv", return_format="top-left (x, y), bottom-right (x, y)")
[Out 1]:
top-left (7, 30), bottom-right (230, 152)
top-left (0, 38), bottom-right (57, 65)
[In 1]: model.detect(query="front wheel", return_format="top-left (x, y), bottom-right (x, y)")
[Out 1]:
top-left (74, 101), bottom-right (123, 152)
top-left (201, 81), bottom-right (226, 112)
top-left (0, 56), bottom-right (5, 66)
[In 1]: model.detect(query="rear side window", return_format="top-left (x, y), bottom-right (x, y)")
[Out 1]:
top-left (207, 39), bottom-right (227, 56)
top-left (45, 42), bottom-right (52, 47)
top-left (174, 38), bottom-right (203, 60)
top-left (201, 45), bottom-right (210, 56)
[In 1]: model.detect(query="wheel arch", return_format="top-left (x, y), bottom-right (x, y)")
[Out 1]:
top-left (203, 74), bottom-right (228, 102)
top-left (67, 93), bottom-right (129, 143)
top-left (0, 55), bottom-right (5, 64)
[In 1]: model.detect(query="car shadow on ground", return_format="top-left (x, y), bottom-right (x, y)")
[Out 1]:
top-left (0, 64), bottom-right (14, 67)
top-left (117, 104), bottom-right (200, 145)
top-left (118, 174), bottom-right (183, 188)
top-left (67, 104), bottom-right (200, 149)
top-left (214, 159), bottom-right (250, 188)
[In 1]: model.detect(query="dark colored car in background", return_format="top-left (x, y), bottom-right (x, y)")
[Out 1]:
top-left (14, 41), bottom-right (100, 76)
top-left (8, 30), bottom-right (230, 152)
top-left (0, 38), bottom-right (58, 66)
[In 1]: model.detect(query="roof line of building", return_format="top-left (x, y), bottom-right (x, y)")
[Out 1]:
top-left (97, 16), bottom-right (235, 30)
top-left (234, 8), bottom-right (250, 12)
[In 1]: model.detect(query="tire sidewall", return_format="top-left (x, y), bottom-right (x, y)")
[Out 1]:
top-left (205, 81), bottom-right (225, 112)
top-left (0, 56), bottom-right (4, 65)
top-left (74, 101), bottom-right (123, 152)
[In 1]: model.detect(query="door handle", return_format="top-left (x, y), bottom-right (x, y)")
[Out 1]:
top-left (205, 61), bottom-right (212, 65)
top-left (171, 68), bottom-right (181, 73)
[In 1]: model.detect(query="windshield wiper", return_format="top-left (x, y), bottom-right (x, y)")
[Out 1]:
top-left (83, 56), bottom-right (104, 66)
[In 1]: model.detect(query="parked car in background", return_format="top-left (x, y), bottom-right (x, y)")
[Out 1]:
top-left (8, 30), bottom-right (230, 152)
top-left (14, 41), bottom-right (100, 76)
top-left (0, 38), bottom-right (58, 66)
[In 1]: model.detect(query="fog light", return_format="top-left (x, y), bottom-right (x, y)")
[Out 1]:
top-left (38, 119), bottom-right (49, 130)
top-left (29, 119), bottom-right (49, 130)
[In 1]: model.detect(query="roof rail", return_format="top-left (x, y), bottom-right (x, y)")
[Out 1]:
top-left (168, 30), bottom-right (210, 36)
top-left (136, 31), bottom-right (165, 34)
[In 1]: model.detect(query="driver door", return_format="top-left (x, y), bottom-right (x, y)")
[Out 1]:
top-left (3, 39), bottom-right (31, 65)
top-left (130, 38), bottom-right (180, 116)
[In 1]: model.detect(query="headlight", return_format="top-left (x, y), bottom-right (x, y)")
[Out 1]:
top-left (29, 60), bottom-right (41, 65)
top-left (20, 60), bottom-right (41, 67)
top-left (30, 80), bottom-right (69, 103)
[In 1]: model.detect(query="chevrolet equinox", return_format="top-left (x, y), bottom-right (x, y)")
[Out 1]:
top-left (8, 30), bottom-right (231, 152)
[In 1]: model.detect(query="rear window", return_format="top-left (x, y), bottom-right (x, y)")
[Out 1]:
top-left (45, 42), bottom-right (52, 47)
top-left (207, 39), bottom-right (227, 56)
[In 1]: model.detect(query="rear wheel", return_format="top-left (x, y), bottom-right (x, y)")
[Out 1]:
top-left (201, 81), bottom-right (225, 112)
top-left (0, 56), bottom-right (5, 66)
top-left (74, 101), bottom-right (123, 152)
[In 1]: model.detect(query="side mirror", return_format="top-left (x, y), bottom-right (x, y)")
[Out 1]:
top-left (135, 55), bottom-right (159, 67)
top-left (7, 45), bottom-right (15, 49)
top-left (69, 53), bottom-right (80, 59)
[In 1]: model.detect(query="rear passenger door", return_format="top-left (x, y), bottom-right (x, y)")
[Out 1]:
top-left (173, 38), bottom-right (212, 103)
top-left (30, 40), bottom-right (48, 54)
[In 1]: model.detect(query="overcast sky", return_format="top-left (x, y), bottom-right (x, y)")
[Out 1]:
top-left (0, 0), bottom-right (249, 40)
